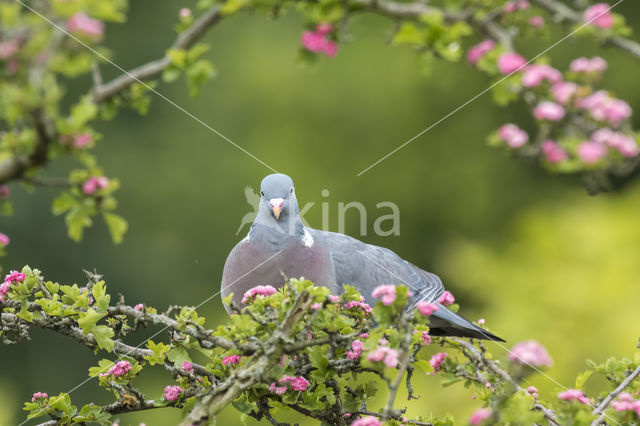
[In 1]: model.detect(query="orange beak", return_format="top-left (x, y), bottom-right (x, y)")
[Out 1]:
top-left (269, 198), bottom-right (284, 220)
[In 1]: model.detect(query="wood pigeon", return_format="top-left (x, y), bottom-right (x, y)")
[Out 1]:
top-left (222, 174), bottom-right (504, 341)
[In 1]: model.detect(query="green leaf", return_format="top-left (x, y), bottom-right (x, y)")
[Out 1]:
top-left (575, 370), bottom-right (593, 390)
top-left (186, 59), bottom-right (216, 98)
top-left (92, 325), bottom-right (115, 351)
top-left (167, 49), bottom-right (187, 68)
top-left (89, 359), bottom-right (116, 377)
top-left (52, 192), bottom-right (77, 216)
top-left (78, 308), bottom-right (104, 334)
top-left (73, 404), bottom-right (111, 424)
top-left (103, 212), bottom-right (128, 244)
top-left (392, 23), bottom-right (424, 46)
top-left (145, 340), bottom-right (171, 365)
top-left (167, 346), bottom-right (191, 366)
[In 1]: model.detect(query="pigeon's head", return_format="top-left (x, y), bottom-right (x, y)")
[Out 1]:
top-left (260, 173), bottom-right (297, 221)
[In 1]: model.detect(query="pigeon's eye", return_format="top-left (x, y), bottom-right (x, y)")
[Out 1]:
top-left (260, 191), bottom-right (264, 197)
top-left (290, 188), bottom-right (294, 194)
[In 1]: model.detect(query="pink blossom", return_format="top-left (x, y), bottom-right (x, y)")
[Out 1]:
top-left (347, 339), bottom-right (364, 360)
top-left (367, 347), bottom-right (399, 367)
top-left (269, 382), bottom-right (287, 395)
top-left (541, 140), bottom-right (569, 163)
top-left (351, 416), bottom-right (382, 426)
top-left (508, 340), bottom-right (553, 367)
top-left (591, 129), bottom-right (638, 157)
top-left (5, 270), bottom-right (25, 284)
top-left (110, 360), bottom-right (132, 378)
top-left (279, 375), bottom-right (295, 383)
top-left (291, 376), bottom-right (310, 391)
top-left (371, 285), bottom-right (396, 305)
top-left (302, 31), bottom-right (325, 52)
top-left (179, 8), bottom-right (192, 19)
top-left (0, 185), bottom-right (10, 199)
top-left (533, 101), bottom-right (565, 121)
top-left (359, 332), bottom-right (369, 339)
top-left (415, 330), bottom-right (431, 345)
top-left (497, 52), bottom-right (527, 75)
top-left (181, 361), bottom-right (194, 372)
top-left (134, 303), bottom-right (144, 311)
top-left (311, 302), bottom-right (322, 310)
top-left (477, 318), bottom-right (485, 325)
top-left (0, 40), bottom-right (18, 60)
top-left (521, 64), bottom-right (562, 88)
top-left (0, 282), bottom-right (10, 303)
top-left (416, 301), bottom-right (439, 316)
top-left (222, 355), bottom-right (241, 366)
top-left (437, 291), bottom-right (455, 306)
top-left (570, 56), bottom-right (608, 73)
top-left (429, 352), bottom-right (447, 373)
top-left (67, 12), bottom-right (105, 40)
top-left (578, 141), bottom-right (607, 164)
top-left (527, 386), bottom-right (538, 394)
top-left (316, 23), bottom-right (333, 35)
top-left (579, 91), bottom-right (631, 125)
top-left (469, 407), bottom-right (492, 425)
top-left (551, 82), bottom-right (578, 105)
top-left (74, 133), bottom-right (92, 148)
top-left (529, 16), bottom-right (545, 28)
top-left (611, 392), bottom-right (635, 411)
top-left (0, 232), bottom-right (9, 246)
top-left (164, 385), bottom-right (182, 402)
top-left (498, 123), bottom-right (529, 148)
top-left (504, 2), bottom-right (518, 13)
top-left (329, 295), bottom-right (340, 303)
top-left (518, 1), bottom-right (530, 9)
top-left (323, 41), bottom-right (338, 58)
top-left (583, 3), bottom-right (614, 29)
top-left (82, 176), bottom-right (109, 195)
top-left (343, 300), bottom-right (373, 314)
top-left (31, 392), bottom-right (48, 402)
top-left (467, 39), bottom-right (495, 65)
top-left (241, 285), bottom-right (277, 304)
top-left (558, 389), bottom-right (590, 405)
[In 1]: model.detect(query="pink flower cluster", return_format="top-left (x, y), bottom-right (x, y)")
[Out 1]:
top-left (367, 346), bottom-right (399, 367)
top-left (577, 141), bottom-right (607, 164)
top-left (301, 23), bottom-right (338, 57)
top-left (522, 65), bottom-right (562, 88)
top-left (181, 361), bottom-right (194, 372)
top-left (343, 299), bottom-right (373, 315)
top-left (583, 3), bottom-right (614, 29)
top-left (429, 352), bottom-right (447, 374)
top-left (551, 81), bottom-right (578, 105)
top-left (82, 176), bottom-right (109, 195)
top-left (134, 303), bottom-right (144, 311)
top-left (611, 392), bottom-right (640, 416)
top-left (529, 16), bottom-right (545, 28)
top-left (352, 417), bottom-right (382, 426)
top-left (437, 291), bottom-right (455, 306)
top-left (498, 124), bottom-right (528, 148)
top-left (222, 354), bottom-right (241, 366)
top-left (347, 339), bottom-right (363, 360)
top-left (469, 407), bottom-right (492, 425)
top-left (558, 388), bottom-right (590, 405)
top-left (578, 90), bottom-right (632, 126)
top-left (164, 385), bottom-right (183, 402)
top-left (270, 375), bottom-right (311, 394)
top-left (414, 330), bottom-right (431, 345)
top-left (592, 128), bottom-right (638, 157)
top-left (467, 40), bottom-right (495, 65)
top-left (1, 270), bottom-right (26, 303)
top-left (416, 301), bottom-right (439, 316)
top-left (0, 40), bottom-right (19, 60)
top-left (570, 57), bottom-right (607, 74)
top-left (371, 284), bottom-right (396, 305)
top-left (0, 232), bottom-right (9, 246)
top-left (541, 140), bottom-right (568, 164)
top-left (31, 392), bottom-right (48, 402)
top-left (504, 0), bottom-right (529, 13)
top-left (508, 340), bottom-right (553, 367)
top-left (73, 133), bottom-right (92, 148)
top-left (497, 52), bottom-right (527, 75)
top-left (67, 12), bottom-right (105, 40)
top-left (241, 285), bottom-right (277, 304)
top-left (533, 101), bottom-right (565, 121)
top-left (99, 360), bottom-right (132, 378)
top-left (527, 385), bottom-right (539, 399)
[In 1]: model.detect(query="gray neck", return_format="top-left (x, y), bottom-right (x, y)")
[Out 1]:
top-left (249, 203), bottom-right (305, 249)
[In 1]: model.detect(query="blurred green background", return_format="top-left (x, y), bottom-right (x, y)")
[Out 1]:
top-left (2, 0), bottom-right (640, 424)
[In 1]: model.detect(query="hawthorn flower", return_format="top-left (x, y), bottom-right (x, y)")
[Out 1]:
top-left (100, 360), bottom-right (132, 378)
top-left (583, 3), bottom-right (614, 29)
top-left (82, 176), bottom-right (109, 195)
top-left (579, 91), bottom-right (631, 126)
top-left (497, 52), bottom-right (527, 75)
top-left (416, 301), bottom-right (439, 316)
top-left (0, 282), bottom-right (10, 303)
top-left (301, 23), bottom-right (338, 58)
top-left (291, 376), bottom-right (310, 391)
top-left (429, 352), bottom-right (447, 373)
top-left (541, 140), bottom-right (568, 164)
top-left (533, 102), bottom-right (565, 121)
top-left (437, 291), bottom-right (455, 306)
top-left (570, 56), bottom-right (608, 74)
top-left (529, 16), bottom-right (544, 28)
top-left (67, 12), bottom-right (105, 40)
top-left (241, 285), bottom-right (277, 304)
top-left (371, 285), bottom-right (396, 305)
top-left (182, 361), bottom-right (194, 372)
top-left (592, 128), bottom-right (638, 157)
top-left (164, 385), bottom-right (182, 402)
top-left (311, 302), bottom-right (322, 310)
top-left (527, 386), bottom-right (539, 399)
top-left (0, 185), bottom-right (10, 199)
top-left (343, 300), bottom-right (373, 314)
top-left (0, 40), bottom-right (19, 60)
top-left (477, 318), bottom-right (485, 325)
top-left (74, 133), bottom-right (92, 148)
top-left (508, 340), bottom-right (553, 367)
top-left (611, 392), bottom-right (638, 412)
top-left (179, 8), bottom-right (192, 19)
top-left (558, 389), bottom-right (590, 405)
top-left (31, 392), bottom-right (48, 402)
top-left (578, 141), bottom-right (607, 164)
top-left (469, 407), bottom-right (492, 425)
top-left (467, 40), bottom-right (495, 65)
top-left (5, 270), bottom-right (26, 283)
top-left (269, 382), bottom-right (287, 395)
top-left (521, 64), bottom-right (561, 88)
top-left (367, 347), bottom-right (399, 367)
top-left (551, 81), bottom-right (578, 105)
top-left (0, 232), bottom-right (9, 246)
top-left (222, 355), bottom-right (241, 366)
top-left (352, 416), bottom-right (382, 426)
top-left (498, 124), bottom-right (528, 148)
top-left (134, 303), bottom-right (144, 311)
top-left (414, 330), bottom-right (431, 345)
top-left (329, 295), bottom-right (340, 303)
top-left (347, 339), bottom-right (364, 360)
top-left (279, 375), bottom-right (295, 384)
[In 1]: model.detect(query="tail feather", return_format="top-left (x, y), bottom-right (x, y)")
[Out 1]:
top-left (428, 303), bottom-right (505, 342)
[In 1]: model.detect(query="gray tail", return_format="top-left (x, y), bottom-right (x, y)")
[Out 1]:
top-left (428, 303), bottom-right (505, 342)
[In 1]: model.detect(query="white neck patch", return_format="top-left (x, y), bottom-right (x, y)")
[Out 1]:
top-left (301, 229), bottom-right (314, 247)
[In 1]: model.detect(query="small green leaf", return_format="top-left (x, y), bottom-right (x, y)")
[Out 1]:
top-left (92, 325), bottom-right (115, 351)
top-left (78, 308), bottom-right (104, 334)
top-left (103, 212), bottom-right (128, 245)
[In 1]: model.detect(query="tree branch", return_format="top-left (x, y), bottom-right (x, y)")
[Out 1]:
top-left (590, 363), bottom-right (640, 425)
